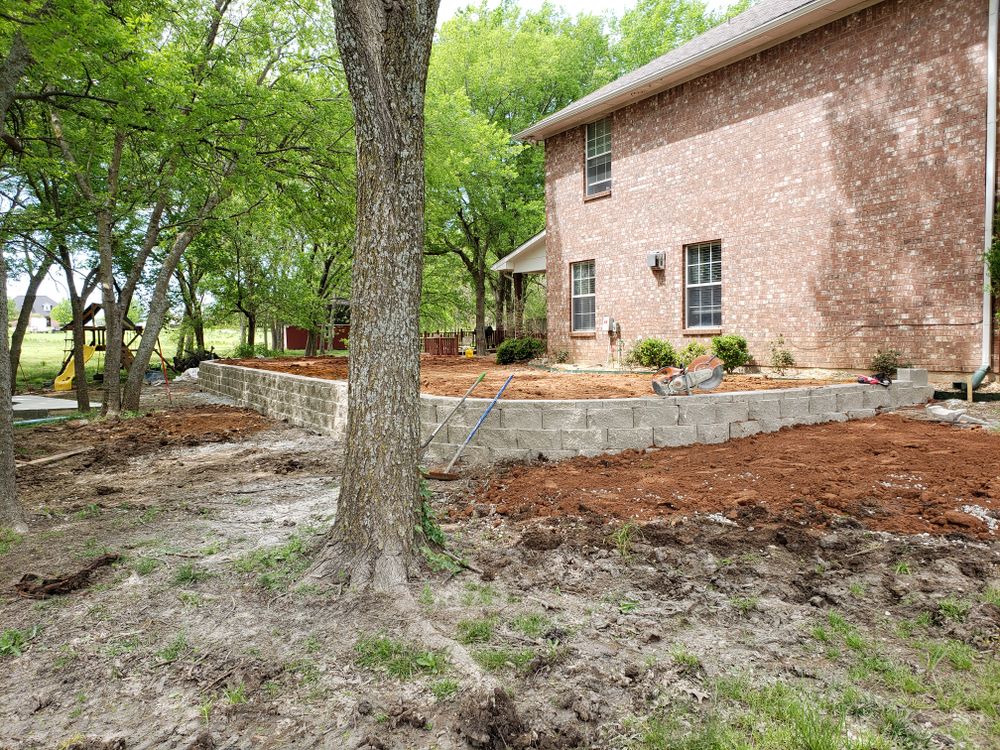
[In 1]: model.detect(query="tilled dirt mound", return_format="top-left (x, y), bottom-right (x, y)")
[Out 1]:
top-left (466, 415), bottom-right (1000, 539)
top-left (221, 355), bottom-right (843, 400)
top-left (14, 406), bottom-right (272, 465)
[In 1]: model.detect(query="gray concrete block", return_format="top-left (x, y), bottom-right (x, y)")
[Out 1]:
top-left (863, 388), bottom-right (891, 409)
top-left (634, 404), bottom-right (679, 428)
top-left (847, 409), bottom-right (877, 420)
top-left (749, 399), bottom-right (781, 420)
top-left (500, 406), bottom-right (543, 430)
top-left (895, 368), bottom-right (928, 386)
top-left (913, 385), bottom-right (934, 403)
top-left (542, 408), bottom-right (588, 430)
top-left (516, 429), bottom-right (562, 451)
top-left (889, 383), bottom-right (915, 408)
top-left (780, 397), bottom-right (809, 419)
top-left (836, 391), bottom-right (864, 412)
top-left (466, 427), bottom-right (515, 450)
top-left (677, 402), bottom-right (717, 426)
top-left (758, 418), bottom-right (784, 433)
top-left (716, 401), bottom-right (749, 423)
top-left (587, 407), bottom-right (635, 429)
top-left (561, 429), bottom-right (607, 450)
top-left (697, 423), bottom-right (730, 444)
top-left (809, 393), bottom-right (837, 415)
top-left (653, 425), bottom-right (698, 447)
top-left (821, 412), bottom-right (849, 423)
top-left (729, 420), bottom-right (761, 439)
top-left (607, 428), bottom-right (654, 450)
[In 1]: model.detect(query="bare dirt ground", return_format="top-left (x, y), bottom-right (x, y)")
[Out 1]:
top-left (222, 355), bottom-right (846, 400)
top-left (1, 390), bottom-right (998, 749)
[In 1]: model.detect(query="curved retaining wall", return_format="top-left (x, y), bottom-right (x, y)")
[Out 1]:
top-left (199, 362), bottom-right (933, 465)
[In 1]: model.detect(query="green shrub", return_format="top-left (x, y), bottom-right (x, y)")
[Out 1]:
top-left (627, 338), bottom-right (677, 369)
top-left (768, 335), bottom-right (795, 375)
top-left (678, 341), bottom-right (708, 367)
top-left (711, 334), bottom-right (751, 372)
top-left (495, 337), bottom-right (544, 365)
top-left (232, 343), bottom-right (274, 359)
top-left (870, 348), bottom-right (911, 378)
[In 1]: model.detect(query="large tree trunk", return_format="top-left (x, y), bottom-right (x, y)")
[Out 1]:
top-left (0, 31), bottom-right (33, 154)
top-left (0, 245), bottom-right (25, 532)
top-left (513, 272), bottom-right (525, 338)
top-left (9, 252), bottom-right (54, 391)
top-left (122, 207), bottom-right (225, 411)
top-left (474, 270), bottom-right (487, 355)
top-left (97, 210), bottom-right (123, 416)
top-left (308, 0), bottom-right (439, 593)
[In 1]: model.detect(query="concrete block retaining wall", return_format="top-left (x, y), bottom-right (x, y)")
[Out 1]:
top-left (200, 362), bottom-right (934, 466)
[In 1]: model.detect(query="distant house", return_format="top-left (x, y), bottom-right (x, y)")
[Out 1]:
top-left (13, 295), bottom-right (58, 332)
top-left (507, 0), bottom-right (997, 376)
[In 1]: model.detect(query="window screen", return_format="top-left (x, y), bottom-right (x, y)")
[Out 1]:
top-left (685, 241), bottom-right (722, 328)
top-left (586, 119), bottom-right (611, 196)
top-left (571, 260), bottom-right (596, 332)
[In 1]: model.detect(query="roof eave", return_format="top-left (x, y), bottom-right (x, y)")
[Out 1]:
top-left (514, 0), bottom-right (883, 143)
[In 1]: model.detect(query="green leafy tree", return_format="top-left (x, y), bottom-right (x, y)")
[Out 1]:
top-left (610, 0), bottom-right (753, 74)
top-left (50, 298), bottom-right (72, 326)
top-left (425, 1), bottom-right (609, 352)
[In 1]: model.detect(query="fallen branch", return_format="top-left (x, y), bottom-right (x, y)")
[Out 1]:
top-left (15, 446), bottom-right (94, 468)
top-left (14, 553), bottom-right (120, 599)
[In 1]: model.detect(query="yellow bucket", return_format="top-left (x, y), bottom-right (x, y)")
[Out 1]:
top-left (464, 347), bottom-right (474, 358)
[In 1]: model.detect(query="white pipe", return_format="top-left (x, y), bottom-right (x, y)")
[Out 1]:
top-left (980, 0), bottom-right (998, 380)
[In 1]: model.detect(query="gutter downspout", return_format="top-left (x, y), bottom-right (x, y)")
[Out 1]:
top-left (972, 0), bottom-right (999, 389)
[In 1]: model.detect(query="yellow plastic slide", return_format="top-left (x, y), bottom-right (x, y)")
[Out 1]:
top-left (54, 345), bottom-right (96, 391)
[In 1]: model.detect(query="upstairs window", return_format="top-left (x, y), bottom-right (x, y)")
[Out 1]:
top-left (685, 241), bottom-right (722, 328)
top-left (585, 118), bottom-right (612, 196)
top-left (571, 260), bottom-right (596, 332)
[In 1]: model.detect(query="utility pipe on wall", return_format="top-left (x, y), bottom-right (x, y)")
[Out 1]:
top-left (974, 0), bottom-right (999, 388)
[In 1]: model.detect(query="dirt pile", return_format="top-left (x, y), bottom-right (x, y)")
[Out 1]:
top-left (467, 415), bottom-right (1000, 539)
top-left (221, 355), bottom-right (844, 400)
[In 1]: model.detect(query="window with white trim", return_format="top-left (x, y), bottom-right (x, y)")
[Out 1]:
top-left (571, 260), bottom-right (596, 332)
top-left (585, 118), bottom-right (611, 195)
top-left (685, 241), bottom-right (722, 328)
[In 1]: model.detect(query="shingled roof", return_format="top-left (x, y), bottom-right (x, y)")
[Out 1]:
top-left (514, 0), bottom-right (881, 142)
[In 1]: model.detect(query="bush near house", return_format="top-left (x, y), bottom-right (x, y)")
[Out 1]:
top-left (711, 334), bottom-right (751, 372)
top-left (870, 348), bottom-right (911, 378)
top-left (678, 341), bottom-right (708, 367)
top-left (769, 335), bottom-right (795, 375)
top-left (496, 337), bottom-right (544, 365)
top-left (627, 338), bottom-right (677, 369)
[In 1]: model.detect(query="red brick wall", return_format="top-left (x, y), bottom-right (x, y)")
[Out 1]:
top-left (545, 0), bottom-right (991, 374)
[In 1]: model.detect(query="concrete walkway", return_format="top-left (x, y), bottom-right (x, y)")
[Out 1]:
top-left (12, 394), bottom-right (101, 420)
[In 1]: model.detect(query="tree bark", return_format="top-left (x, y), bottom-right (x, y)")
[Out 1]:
top-left (58, 246), bottom-right (93, 413)
top-left (513, 272), bottom-right (525, 338)
top-left (308, 0), bottom-right (439, 593)
top-left (121, 191), bottom-right (228, 410)
top-left (0, 32), bottom-right (33, 154)
top-left (0, 243), bottom-right (26, 532)
top-left (474, 269), bottom-right (487, 354)
top-left (9, 251), bottom-right (54, 391)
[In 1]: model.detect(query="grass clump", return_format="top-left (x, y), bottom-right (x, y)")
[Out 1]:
top-left (937, 598), bottom-right (970, 622)
top-left (157, 632), bottom-right (189, 664)
top-left (512, 613), bottom-right (552, 639)
top-left (430, 678), bottom-right (459, 700)
top-left (173, 563), bottom-right (211, 586)
top-left (609, 521), bottom-right (641, 560)
top-left (456, 617), bottom-right (496, 645)
top-left (730, 595), bottom-right (759, 615)
top-left (133, 557), bottom-right (160, 576)
top-left (473, 647), bottom-right (535, 673)
top-left (0, 527), bottom-right (24, 556)
top-left (980, 586), bottom-right (1000, 607)
top-left (0, 626), bottom-right (39, 657)
top-left (234, 534), bottom-right (312, 590)
top-left (355, 635), bottom-right (448, 679)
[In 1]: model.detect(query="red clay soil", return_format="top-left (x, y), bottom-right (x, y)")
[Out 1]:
top-left (466, 415), bottom-right (1000, 539)
top-left (221, 355), bottom-right (844, 400)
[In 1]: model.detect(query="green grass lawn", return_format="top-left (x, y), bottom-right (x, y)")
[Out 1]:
top-left (10, 328), bottom-right (258, 391)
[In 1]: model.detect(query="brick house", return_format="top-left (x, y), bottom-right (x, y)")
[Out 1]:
top-left (505, 0), bottom-right (998, 377)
